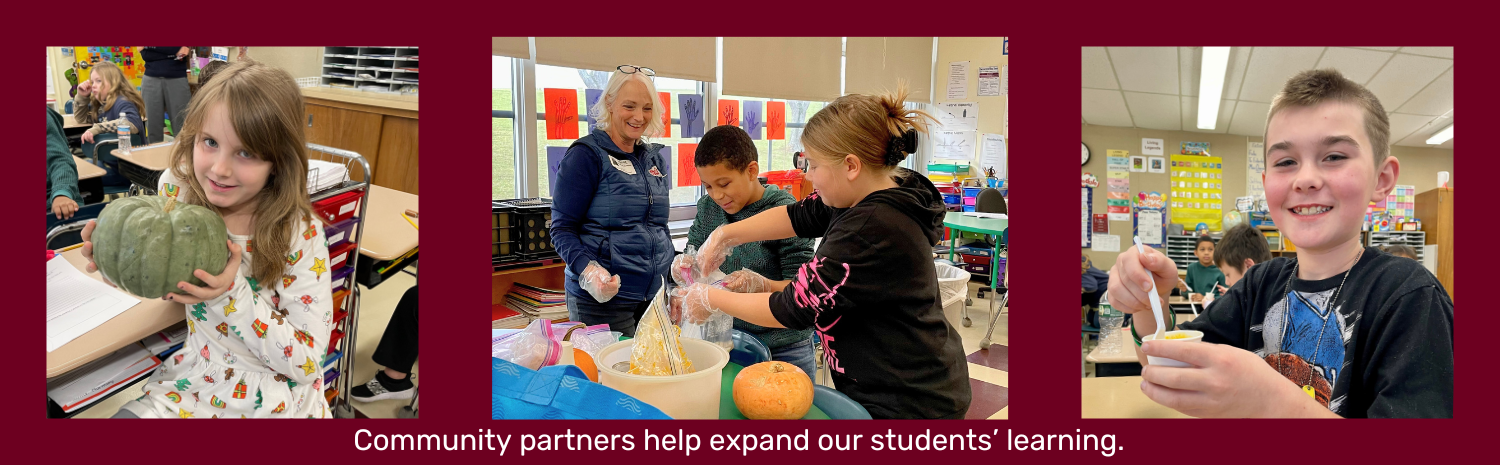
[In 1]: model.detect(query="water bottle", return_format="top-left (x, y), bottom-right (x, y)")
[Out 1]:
top-left (117, 125), bottom-right (132, 154)
top-left (1098, 291), bottom-right (1124, 354)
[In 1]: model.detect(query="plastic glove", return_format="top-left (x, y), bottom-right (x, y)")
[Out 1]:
top-left (695, 225), bottom-right (743, 275)
top-left (723, 269), bottom-right (770, 293)
top-left (580, 261), bottom-right (622, 302)
top-left (671, 248), bottom-right (698, 286)
top-left (670, 283), bottom-right (718, 325)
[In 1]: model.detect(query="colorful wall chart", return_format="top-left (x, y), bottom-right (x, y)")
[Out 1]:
top-left (1105, 150), bottom-right (1131, 221)
top-left (69, 47), bottom-right (146, 97)
top-left (1170, 154), bottom-right (1224, 231)
top-left (1082, 186), bottom-right (1093, 248)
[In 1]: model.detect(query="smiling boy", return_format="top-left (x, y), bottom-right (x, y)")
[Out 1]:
top-left (1107, 69), bottom-right (1453, 418)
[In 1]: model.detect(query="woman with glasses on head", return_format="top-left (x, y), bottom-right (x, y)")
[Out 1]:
top-left (549, 65), bottom-right (673, 337)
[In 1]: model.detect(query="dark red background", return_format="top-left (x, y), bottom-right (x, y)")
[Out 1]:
top-left (15, 2), bottom-right (1488, 461)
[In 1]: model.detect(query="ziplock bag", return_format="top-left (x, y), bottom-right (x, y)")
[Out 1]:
top-left (491, 319), bottom-right (559, 370)
top-left (630, 280), bottom-right (694, 376)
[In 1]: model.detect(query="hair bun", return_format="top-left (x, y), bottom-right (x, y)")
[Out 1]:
top-left (886, 128), bottom-right (918, 165)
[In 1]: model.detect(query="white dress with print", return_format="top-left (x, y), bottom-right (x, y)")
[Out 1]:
top-left (120, 171), bottom-right (335, 418)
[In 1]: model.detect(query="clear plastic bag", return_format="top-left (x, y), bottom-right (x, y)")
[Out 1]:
top-left (677, 245), bottom-right (728, 287)
top-left (630, 281), bottom-right (695, 376)
top-left (491, 319), bottom-right (560, 370)
top-left (570, 324), bottom-right (621, 361)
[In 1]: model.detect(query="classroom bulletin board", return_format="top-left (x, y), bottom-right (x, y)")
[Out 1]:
top-left (65, 47), bottom-right (146, 97)
top-left (1169, 154), bottom-right (1223, 231)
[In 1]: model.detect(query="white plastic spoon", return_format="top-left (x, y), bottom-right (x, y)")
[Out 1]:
top-left (1134, 236), bottom-right (1167, 339)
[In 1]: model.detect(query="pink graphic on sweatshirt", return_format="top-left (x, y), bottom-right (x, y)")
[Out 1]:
top-left (792, 255), bottom-right (850, 374)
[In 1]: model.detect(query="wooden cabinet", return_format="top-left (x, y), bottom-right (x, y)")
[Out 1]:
top-left (1414, 187), bottom-right (1454, 301)
top-left (302, 87), bottom-right (418, 194)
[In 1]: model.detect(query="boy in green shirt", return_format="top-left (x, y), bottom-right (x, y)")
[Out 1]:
top-left (673, 125), bottom-right (817, 379)
top-left (1178, 235), bottom-right (1226, 301)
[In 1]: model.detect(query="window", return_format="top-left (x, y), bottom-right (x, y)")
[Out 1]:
top-left (492, 56), bottom-right (517, 199)
top-left (534, 64), bottom-right (707, 206)
top-left (717, 95), bottom-right (827, 174)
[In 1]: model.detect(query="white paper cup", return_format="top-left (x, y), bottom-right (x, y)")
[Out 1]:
top-left (1141, 330), bottom-right (1204, 367)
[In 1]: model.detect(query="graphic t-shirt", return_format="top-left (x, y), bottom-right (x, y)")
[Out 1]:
top-left (1186, 248), bottom-right (1453, 417)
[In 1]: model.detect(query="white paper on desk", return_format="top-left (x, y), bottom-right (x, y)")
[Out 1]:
top-left (47, 257), bottom-right (142, 352)
top-left (962, 212), bottom-right (1008, 219)
top-left (47, 343), bottom-right (158, 413)
top-left (1091, 234), bottom-right (1120, 252)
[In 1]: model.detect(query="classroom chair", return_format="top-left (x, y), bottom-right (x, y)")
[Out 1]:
top-left (46, 203), bottom-right (108, 250)
top-left (730, 330), bottom-right (771, 367)
top-left (83, 134), bottom-right (146, 199)
top-left (812, 385), bottom-right (872, 420)
top-left (976, 188), bottom-right (1007, 215)
top-left (397, 386), bottom-right (418, 419)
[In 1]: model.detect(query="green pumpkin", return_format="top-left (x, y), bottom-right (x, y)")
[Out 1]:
top-left (92, 196), bottom-right (230, 299)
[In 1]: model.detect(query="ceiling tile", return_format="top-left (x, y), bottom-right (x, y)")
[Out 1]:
top-left (1395, 66), bottom-right (1454, 116)
top-left (1387, 113), bottom-right (1439, 145)
top-left (1400, 47), bottom-right (1454, 59)
top-left (1227, 100), bottom-right (1271, 137)
top-left (1220, 47), bottom-right (1253, 100)
top-left (1124, 92), bottom-right (1182, 130)
top-left (1181, 96), bottom-right (1236, 133)
top-left (1107, 47), bottom-right (1180, 94)
top-left (1353, 47), bottom-right (1402, 52)
top-left (1366, 54), bottom-right (1452, 111)
top-left (1395, 113), bottom-right (1453, 147)
top-left (1237, 47), bottom-right (1326, 103)
top-left (1081, 47), bottom-right (1118, 89)
top-left (1179, 47), bottom-right (1200, 97)
top-left (1082, 88), bottom-right (1134, 127)
top-left (1316, 47), bottom-right (1394, 84)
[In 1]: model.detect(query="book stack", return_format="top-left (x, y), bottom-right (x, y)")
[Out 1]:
top-left (504, 283), bottom-right (569, 322)
top-left (491, 304), bottom-right (530, 329)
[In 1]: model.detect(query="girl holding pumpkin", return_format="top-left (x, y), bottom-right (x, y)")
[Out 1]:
top-left (81, 61), bottom-right (334, 418)
top-left (672, 85), bottom-right (971, 419)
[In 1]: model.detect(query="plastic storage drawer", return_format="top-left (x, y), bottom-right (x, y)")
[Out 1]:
top-left (323, 218), bottom-right (357, 249)
top-left (312, 190), bottom-right (364, 224)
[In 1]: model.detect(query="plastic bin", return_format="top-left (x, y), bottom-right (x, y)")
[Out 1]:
top-left (942, 193), bottom-right (961, 205)
top-left (323, 218), bottom-right (357, 249)
top-left (763, 169), bottom-right (812, 200)
top-left (493, 241), bottom-right (521, 258)
top-left (328, 241), bottom-right (357, 272)
top-left (963, 187), bottom-right (984, 197)
top-left (312, 190), bottom-right (364, 224)
top-left (498, 199), bottom-right (554, 255)
top-left (963, 196), bottom-right (978, 206)
top-left (492, 201), bottom-right (515, 228)
top-left (595, 338), bottom-right (729, 419)
top-left (332, 288), bottom-right (350, 314)
top-left (962, 205), bottom-right (976, 212)
top-left (331, 266), bottom-right (354, 292)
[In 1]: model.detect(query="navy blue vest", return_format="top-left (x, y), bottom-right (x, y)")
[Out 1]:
top-left (563, 130), bottom-right (673, 303)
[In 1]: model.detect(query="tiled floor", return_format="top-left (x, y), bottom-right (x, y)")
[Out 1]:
top-left (951, 281), bottom-right (1008, 420)
top-left (72, 267), bottom-right (419, 419)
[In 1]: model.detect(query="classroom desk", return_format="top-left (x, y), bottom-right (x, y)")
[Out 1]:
top-left (63, 114), bottom-right (90, 129)
top-left (114, 143), bottom-right (173, 172)
top-left (359, 185), bottom-right (419, 261)
top-left (1082, 376), bottom-right (1194, 418)
top-left (942, 212), bottom-right (1007, 346)
top-left (74, 156), bottom-right (104, 180)
top-left (46, 249), bottom-right (184, 379)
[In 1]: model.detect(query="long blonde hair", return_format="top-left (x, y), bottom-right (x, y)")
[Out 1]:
top-left (90, 61), bottom-right (146, 117)
top-left (168, 60), bottom-right (314, 286)
top-left (801, 83), bottom-right (933, 171)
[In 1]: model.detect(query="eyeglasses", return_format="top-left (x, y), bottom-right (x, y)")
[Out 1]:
top-left (617, 65), bottom-right (655, 77)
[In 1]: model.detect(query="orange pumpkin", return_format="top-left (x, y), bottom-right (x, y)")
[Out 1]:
top-left (574, 348), bottom-right (599, 382)
top-left (733, 361), bottom-right (814, 419)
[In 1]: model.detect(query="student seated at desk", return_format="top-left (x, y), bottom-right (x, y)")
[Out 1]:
top-left (1109, 69), bottom-right (1453, 418)
top-left (670, 125), bottom-right (817, 380)
top-left (1082, 255), bottom-right (1109, 325)
top-left (1175, 235), bottom-right (1225, 302)
top-left (73, 61), bottom-right (145, 188)
top-left (47, 106), bottom-right (81, 220)
top-left (672, 86), bottom-right (970, 419)
top-left (1199, 223), bottom-right (1273, 308)
top-left (82, 62), bottom-right (334, 418)
top-left (352, 285), bottom-right (418, 402)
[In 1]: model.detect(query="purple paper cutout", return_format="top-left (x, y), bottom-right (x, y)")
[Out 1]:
top-left (547, 146), bottom-right (568, 197)
top-left (584, 89), bottom-right (603, 133)
top-left (658, 146), bottom-right (672, 185)
top-left (742, 101), bottom-right (764, 140)
top-left (679, 94), bottom-right (704, 138)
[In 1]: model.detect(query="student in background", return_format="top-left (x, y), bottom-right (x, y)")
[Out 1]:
top-left (352, 285), bottom-right (418, 402)
top-left (673, 85), bottom-right (971, 419)
top-left (73, 61), bottom-right (145, 188)
top-left (47, 106), bottom-right (81, 220)
top-left (1177, 235), bottom-right (1225, 302)
top-left (1199, 223), bottom-right (1273, 308)
top-left (672, 125), bottom-right (817, 379)
top-left (1082, 255), bottom-right (1109, 325)
top-left (82, 61), bottom-right (334, 418)
top-left (140, 47), bottom-right (193, 144)
top-left (549, 65), bottom-right (672, 337)
top-left (1383, 245), bottom-right (1419, 260)
top-left (1109, 69), bottom-right (1452, 418)
top-left (1214, 223), bottom-right (1274, 289)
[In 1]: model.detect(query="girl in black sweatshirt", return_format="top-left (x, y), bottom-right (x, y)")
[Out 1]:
top-left (673, 86), bottom-right (970, 419)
